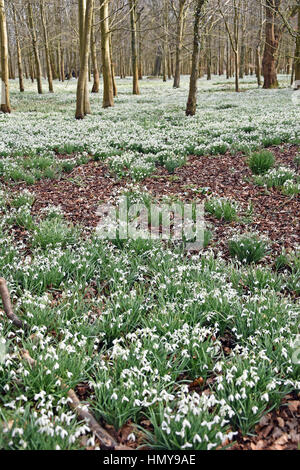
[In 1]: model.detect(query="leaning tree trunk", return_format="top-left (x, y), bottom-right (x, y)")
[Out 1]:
top-left (75, 0), bottom-right (94, 119)
top-left (186, 0), bottom-right (206, 116)
top-left (100, 0), bottom-right (114, 108)
top-left (0, 0), bottom-right (10, 112)
top-left (12, 4), bottom-right (24, 93)
top-left (173, 0), bottom-right (186, 88)
top-left (40, 0), bottom-right (53, 93)
top-left (129, 0), bottom-right (140, 95)
top-left (27, 1), bottom-right (43, 94)
top-left (262, 0), bottom-right (281, 89)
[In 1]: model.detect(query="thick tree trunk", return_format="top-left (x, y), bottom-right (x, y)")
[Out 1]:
top-left (262, 0), bottom-right (281, 89)
top-left (75, 0), bottom-right (94, 119)
top-left (40, 0), bottom-right (54, 93)
top-left (100, 0), bottom-right (114, 108)
top-left (12, 4), bottom-right (24, 93)
top-left (186, 0), bottom-right (206, 116)
top-left (129, 0), bottom-right (140, 94)
top-left (0, 0), bottom-right (10, 113)
top-left (27, 1), bottom-right (43, 94)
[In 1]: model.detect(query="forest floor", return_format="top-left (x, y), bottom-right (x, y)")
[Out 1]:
top-left (0, 77), bottom-right (299, 450)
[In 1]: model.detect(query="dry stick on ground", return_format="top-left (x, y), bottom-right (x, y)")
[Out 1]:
top-left (21, 350), bottom-right (128, 450)
top-left (0, 277), bottom-right (130, 450)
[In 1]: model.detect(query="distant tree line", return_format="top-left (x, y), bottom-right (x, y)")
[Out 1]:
top-left (0, 0), bottom-right (299, 117)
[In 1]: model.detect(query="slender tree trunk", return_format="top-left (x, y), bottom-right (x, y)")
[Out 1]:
top-left (91, 12), bottom-right (100, 93)
top-left (75, 0), bottom-right (94, 119)
top-left (186, 0), bottom-right (206, 116)
top-left (234, 50), bottom-right (239, 91)
top-left (29, 54), bottom-right (35, 82)
top-left (40, 0), bottom-right (53, 93)
top-left (27, 1), bottom-right (43, 94)
top-left (167, 50), bottom-right (172, 79)
top-left (262, 0), bottom-right (281, 89)
top-left (12, 4), bottom-right (24, 93)
top-left (206, 32), bottom-right (212, 80)
top-left (173, 0), bottom-right (186, 88)
top-left (226, 38), bottom-right (230, 78)
top-left (295, 5), bottom-right (300, 86)
top-left (256, 46), bottom-right (262, 86)
top-left (137, 11), bottom-right (143, 79)
top-left (239, 43), bottom-right (245, 78)
top-left (100, 0), bottom-right (114, 108)
top-left (109, 33), bottom-right (117, 96)
top-left (57, 41), bottom-right (62, 80)
top-left (0, 0), bottom-right (10, 113)
top-left (8, 42), bottom-right (14, 79)
top-left (61, 47), bottom-right (65, 82)
top-left (24, 61), bottom-right (29, 80)
top-left (129, 0), bottom-right (140, 94)
top-left (162, 0), bottom-right (168, 82)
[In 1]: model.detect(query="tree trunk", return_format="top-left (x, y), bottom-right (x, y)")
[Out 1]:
top-left (256, 46), bottom-right (262, 86)
top-left (162, 0), bottom-right (168, 82)
top-left (262, 0), bottom-right (281, 89)
top-left (0, 0), bottom-right (10, 113)
top-left (295, 5), bottom-right (300, 87)
top-left (100, 0), bottom-right (114, 108)
top-left (137, 11), bottom-right (143, 79)
top-left (91, 12), bottom-right (100, 93)
top-left (75, 0), bottom-right (94, 119)
top-left (27, 1), bottom-right (43, 94)
top-left (239, 43), bottom-right (245, 78)
top-left (234, 50), bottom-right (239, 92)
top-left (173, 0), bottom-right (186, 88)
top-left (153, 46), bottom-right (162, 76)
top-left (61, 47), bottom-right (65, 82)
top-left (12, 4), bottom-right (24, 93)
top-left (186, 0), bottom-right (206, 116)
top-left (129, 0), bottom-right (140, 94)
top-left (109, 33), bottom-right (117, 96)
top-left (40, 0), bottom-right (54, 93)
top-left (206, 33), bottom-right (212, 80)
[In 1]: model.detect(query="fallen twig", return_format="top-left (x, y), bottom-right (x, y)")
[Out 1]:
top-left (0, 278), bottom-right (130, 450)
top-left (21, 350), bottom-right (128, 450)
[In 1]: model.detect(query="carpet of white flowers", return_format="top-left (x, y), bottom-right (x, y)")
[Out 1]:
top-left (0, 76), bottom-right (299, 450)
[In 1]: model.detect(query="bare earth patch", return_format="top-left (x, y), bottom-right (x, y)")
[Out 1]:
top-left (7, 144), bottom-right (299, 260)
